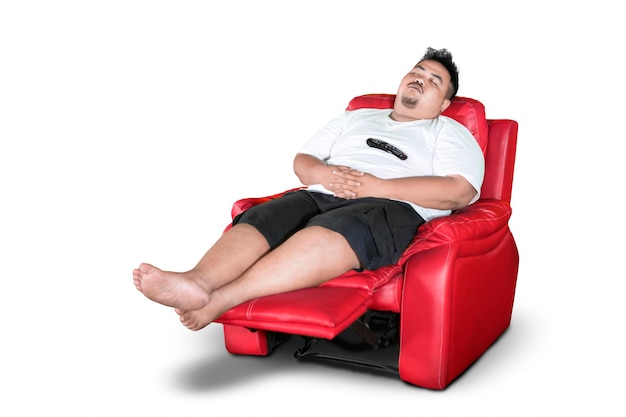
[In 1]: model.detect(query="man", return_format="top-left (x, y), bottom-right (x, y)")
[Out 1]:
top-left (133, 47), bottom-right (484, 331)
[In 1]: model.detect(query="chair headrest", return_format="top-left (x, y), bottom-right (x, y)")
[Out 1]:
top-left (346, 94), bottom-right (488, 153)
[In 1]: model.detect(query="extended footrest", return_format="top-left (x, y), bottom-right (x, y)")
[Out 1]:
top-left (216, 266), bottom-right (403, 357)
top-left (216, 286), bottom-right (372, 340)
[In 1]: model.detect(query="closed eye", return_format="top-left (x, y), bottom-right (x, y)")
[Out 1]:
top-left (414, 64), bottom-right (443, 87)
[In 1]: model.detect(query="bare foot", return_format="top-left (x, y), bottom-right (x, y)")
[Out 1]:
top-left (175, 303), bottom-right (223, 331)
top-left (133, 263), bottom-right (209, 311)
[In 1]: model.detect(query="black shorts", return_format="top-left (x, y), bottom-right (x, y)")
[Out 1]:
top-left (232, 190), bottom-right (425, 270)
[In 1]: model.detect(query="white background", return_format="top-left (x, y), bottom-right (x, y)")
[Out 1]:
top-left (1, 1), bottom-right (624, 416)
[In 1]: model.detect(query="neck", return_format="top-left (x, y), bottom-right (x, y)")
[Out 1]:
top-left (389, 110), bottom-right (433, 122)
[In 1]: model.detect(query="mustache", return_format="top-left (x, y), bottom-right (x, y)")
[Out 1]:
top-left (409, 81), bottom-right (423, 94)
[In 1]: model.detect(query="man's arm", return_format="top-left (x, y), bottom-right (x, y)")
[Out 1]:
top-left (294, 153), bottom-right (477, 210)
top-left (349, 173), bottom-right (477, 211)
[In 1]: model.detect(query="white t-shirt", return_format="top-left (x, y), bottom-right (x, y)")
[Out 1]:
top-left (298, 108), bottom-right (485, 221)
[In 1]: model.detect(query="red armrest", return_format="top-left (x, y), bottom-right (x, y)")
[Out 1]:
top-left (398, 199), bottom-right (512, 265)
top-left (396, 199), bottom-right (517, 389)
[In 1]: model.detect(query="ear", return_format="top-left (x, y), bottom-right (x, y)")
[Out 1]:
top-left (440, 98), bottom-right (451, 113)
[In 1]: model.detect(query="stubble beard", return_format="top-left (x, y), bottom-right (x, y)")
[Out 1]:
top-left (400, 95), bottom-right (418, 109)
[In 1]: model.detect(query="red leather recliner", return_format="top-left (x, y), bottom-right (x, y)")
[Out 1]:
top-left (215, 94), bottom-right (519, 390)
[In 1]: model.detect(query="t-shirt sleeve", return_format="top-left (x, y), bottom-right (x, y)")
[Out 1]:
top-left (433, 119), bottom-right (485, 204)
top-left (298, 112), bottom-right (347, 161)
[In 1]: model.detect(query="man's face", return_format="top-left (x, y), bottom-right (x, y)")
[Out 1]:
top-left (392, 60), bottom-right (452, 121)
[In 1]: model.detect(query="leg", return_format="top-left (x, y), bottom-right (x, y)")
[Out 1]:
top-left (133, 223), bottom-right (269, 311)
top-left (178, 225), bottom-right (360, 330)
top-left (135, 191), bottom-right (322, 311)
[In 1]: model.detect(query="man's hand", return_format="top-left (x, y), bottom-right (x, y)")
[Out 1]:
top-left (293, 153), bottom-right (370, 199)
top-left (327, 166), bottom-right (365, 199)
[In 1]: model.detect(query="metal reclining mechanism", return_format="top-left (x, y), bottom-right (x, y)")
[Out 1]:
top-left (294, 310), bottom-right (401, 374)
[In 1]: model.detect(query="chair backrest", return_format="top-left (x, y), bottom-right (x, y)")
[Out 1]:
top-left (346, 94), bottom-right (517, 203)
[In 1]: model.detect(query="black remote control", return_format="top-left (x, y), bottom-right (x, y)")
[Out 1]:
top-left (366, 138), bottom-right (408, 160)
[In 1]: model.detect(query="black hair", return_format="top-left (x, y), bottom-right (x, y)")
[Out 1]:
top-left (419, 47), bottom-right (459, 99)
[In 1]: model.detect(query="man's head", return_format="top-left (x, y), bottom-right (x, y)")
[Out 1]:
top-left (391, 47), bottom-right (459, 122)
